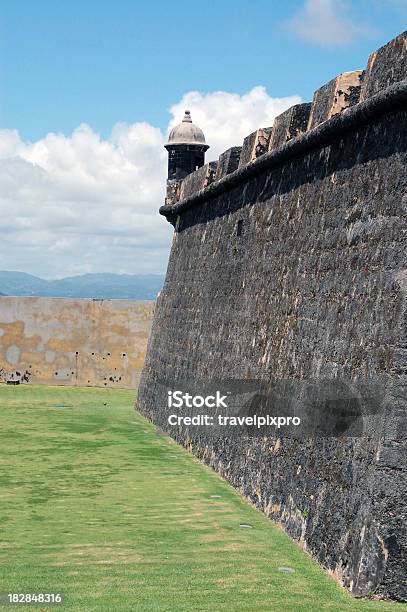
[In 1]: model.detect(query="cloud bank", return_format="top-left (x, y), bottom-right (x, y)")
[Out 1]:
top-left (0, 87), bottom-right (300, 278)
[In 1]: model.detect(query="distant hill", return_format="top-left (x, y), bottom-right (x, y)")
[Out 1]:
top-left (0, 271), bottom-right (164, 300)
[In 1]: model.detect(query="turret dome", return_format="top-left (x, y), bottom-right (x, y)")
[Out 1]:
top-left (165, 110), bottom-right (209, 149)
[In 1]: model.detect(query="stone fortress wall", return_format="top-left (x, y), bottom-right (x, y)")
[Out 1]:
top-left (138, 32), bottom-right (407, 600)
top-left (0, 296), bottom-right (154, 388)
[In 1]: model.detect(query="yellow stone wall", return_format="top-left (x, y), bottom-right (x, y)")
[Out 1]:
top-left (0, 297), bottom-right (154, 388)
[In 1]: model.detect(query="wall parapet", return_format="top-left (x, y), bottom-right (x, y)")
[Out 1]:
top-left (160, 78), bottom-right (407, 222)
top-left (161, 31), bottom-right (407, 223)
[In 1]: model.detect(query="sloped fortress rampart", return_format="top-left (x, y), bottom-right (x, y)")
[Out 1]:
top-left (138, 32), bottom-right (407, 600)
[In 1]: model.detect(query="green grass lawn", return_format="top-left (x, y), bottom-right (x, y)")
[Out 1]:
top-left (0, 384), bottom-right (403, 611)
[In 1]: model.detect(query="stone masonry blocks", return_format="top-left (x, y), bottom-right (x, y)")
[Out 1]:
top-left (165, 179), bottom-right (181, 206)
top-left (307, 70), bottom-right (363, 130)
top-left (360, 30), bottom-right (407, 101)
top-left (179, 161), bottom-right (218, 200)
top-left (238, 127), bottom-right (273, 167)
top-left (215, 146), bottom-right (242, 180)
top-left (269, 103), bottom-right (312, 151)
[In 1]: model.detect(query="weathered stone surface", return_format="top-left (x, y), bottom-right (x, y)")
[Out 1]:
top-left (165, 179), bottom-right (181, 206)
top-left (139, 106), bottom-right (407, 600)
top-left (307, 71), bottom-right (363, 130)
top-left (0, 297), bottom-right (153, 388)
top-left (238, 130), bottom-right (257, 167)
top-left (269, 103), bottom-right (312, 150)
top-left (361, 31), bottom-right (407, 101)
top-left (238, 128), bottom-right (272, 167)
top-left (215, 146), bottom-right (242, 180)
top-left (144, 31), bottom-right (407, 601)
top-left (179, 161), bottom-right (218, 200)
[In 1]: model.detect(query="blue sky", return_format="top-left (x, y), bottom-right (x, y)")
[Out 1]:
top-left (0, 0), bottom-right (405, 278)
top-left (1, 0), bottom-right (405, 141)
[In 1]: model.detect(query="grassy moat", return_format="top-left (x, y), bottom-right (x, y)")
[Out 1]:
top-left (0, 385), bottom-right (402, 611)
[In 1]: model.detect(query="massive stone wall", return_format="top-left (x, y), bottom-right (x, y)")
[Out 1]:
top-left (0, 297), bottom-right (153, 388)
top-left (138, 32), bottom-right (407, 600)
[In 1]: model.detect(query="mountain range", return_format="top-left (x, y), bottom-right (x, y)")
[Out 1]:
top-left (0, 271), bottom-right (164, 300)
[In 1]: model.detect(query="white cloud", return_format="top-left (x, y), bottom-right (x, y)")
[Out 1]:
top-left (285, 0), bottom-right (370, 47)
top-left (0, 87), bottom-right (299, 278)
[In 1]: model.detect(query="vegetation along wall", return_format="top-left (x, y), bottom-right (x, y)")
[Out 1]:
top-left (138, 32), bottom-right (407, 600)
top-left (0, 296), bottom-right (153, 388)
